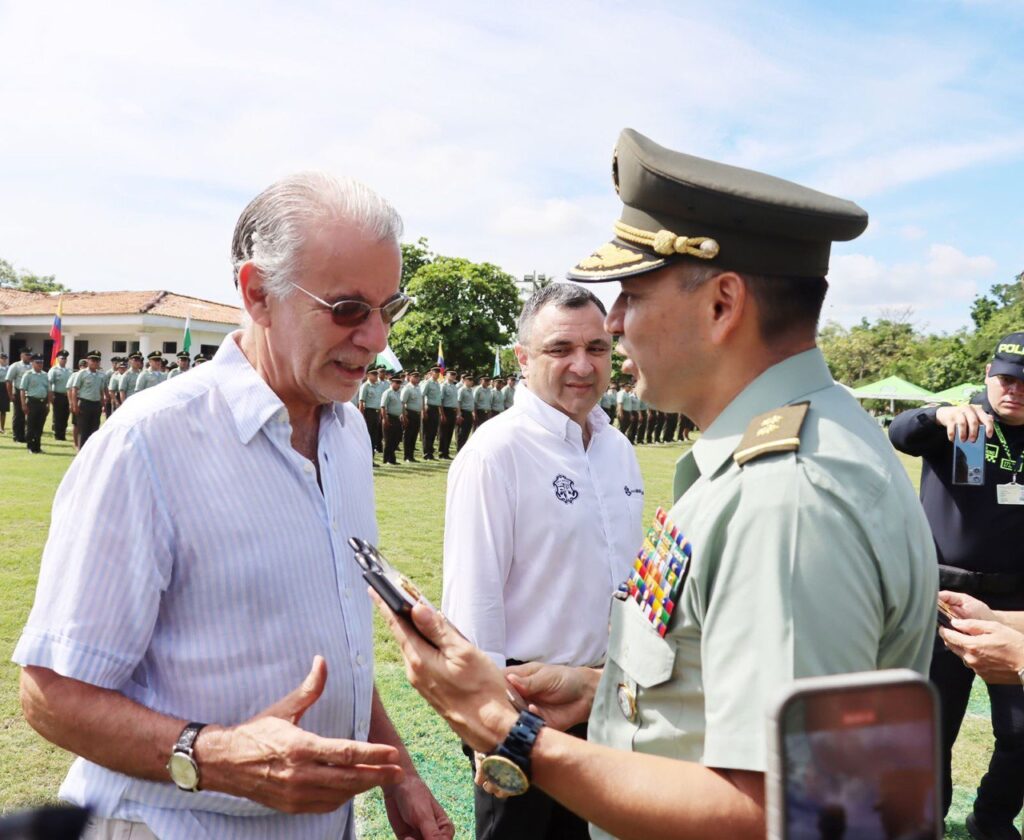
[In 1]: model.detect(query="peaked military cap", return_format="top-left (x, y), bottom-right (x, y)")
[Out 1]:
top-left (21, 347), bottom-right (34, 355)
top-left (31, 354), bottom-right (44, 362)
top-left (177, 351), bottom-right (190, 359)
top-left (56, 349), bottom-right (70, 358)
top-left (389, 374), bottom-right (403, 382)
top-left (129, 352), bottom-right (143, 360)
top-left (86, 349), bottom-right (102, 360)
top-left (193, 354), bottom-right (207, 363)
top-left (568, 128), bottom-right (868, 282)
top-left (146, 350), bottom-right (162, 360)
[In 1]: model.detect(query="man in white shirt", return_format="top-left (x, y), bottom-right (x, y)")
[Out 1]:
top-left (14, 172), bottom-right (451, 840)
top-left (442, 283), bottom-right (643, 840)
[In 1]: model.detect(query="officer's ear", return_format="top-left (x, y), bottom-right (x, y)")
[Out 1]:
top-left (985, 363), bottom-right (992, 379)
top-left (704, 271), bottom-right (748, 347)
top-left (239, 263), bottom-right (272, 328)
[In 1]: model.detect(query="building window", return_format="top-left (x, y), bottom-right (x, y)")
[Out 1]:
top-left (162, 341), bottom-right (177, 354)
top-left (130, 341), bottom-right (140, 353)
top-left (112, 340), bottom-right (127, 353)
top-left (200, 344), bottom-right (219, 359)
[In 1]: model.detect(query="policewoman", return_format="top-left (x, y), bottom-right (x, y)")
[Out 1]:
top-left (374, 128), bottom-right (938, 840)
top-left (890, 334), bottom-right (1024, 838)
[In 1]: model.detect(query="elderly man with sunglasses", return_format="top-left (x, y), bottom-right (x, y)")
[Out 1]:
top-left (14, 173), bottom-right (451, 840)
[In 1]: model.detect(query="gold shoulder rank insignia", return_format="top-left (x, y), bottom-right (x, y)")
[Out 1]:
top-left (733, 402), bottom-right (809, 466)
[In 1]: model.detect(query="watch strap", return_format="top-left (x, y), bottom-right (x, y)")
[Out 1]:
top-left (174, 721), bottom-right (207, 755)
top-left (494, 710), bottom-right (545, 779)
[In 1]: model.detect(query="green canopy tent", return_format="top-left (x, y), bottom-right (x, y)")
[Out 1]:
top-left (849, 375), bottom-right (936, 414)
top-left (930, 382), bottom-right (984, 405)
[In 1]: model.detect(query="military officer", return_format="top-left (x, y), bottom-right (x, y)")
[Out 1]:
top-left (616, 381), bottom-right (635, 442)
top-left (167, 350), bottom-right (191, 380)
top-left (0, 352), bottom-right (9, 434)
top-left (101, 357), bottom-right (117, 417)
top-left (66, 359), bottom-right (87, 448)
top-left (438, 369), bottom-right (460, 459)
top-left (108, 358), bottom-right (125, 411)
top-left (456, 373), bottom-right (476, 451)
top-left (474, 374), bottom-right (494, 429)
top-left (599, 383), bottom-right (617, 423)
top-left (501, 375), bottom-right (517, 410)
top-left (48, 350), bottom-right (72, 440)
top-left (662, 411), bottom-right (679, 443)
top-left (119, 353), bottom-right (143, 402)
top-left (374, 127), bottom-right (938, 840)
top-left (420, 366), bottom-right (443, 460)
top-left (634, 394), bottom-right (648, 444)
top-left (490, 375), bottom-right (507, 417)
top-left (134, 351), bottom-right (167, 393)
top-left (71, 350), bottom-right (106, 449)
top-left (6, 347), bottom-right (34, 443)
top-left (20, 355), bottom-right (51, 453)
top-left (381, 373), bottom-right (404, 465)
top-left (401, 370), bottom-right (424, 462)
top-left (359, 368), bottom-right (386, 461)
top-left (193, 353), bottom-right (208, 365)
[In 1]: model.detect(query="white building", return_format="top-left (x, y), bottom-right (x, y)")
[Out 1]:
top-left (0, 289), bottom-right (241, 365)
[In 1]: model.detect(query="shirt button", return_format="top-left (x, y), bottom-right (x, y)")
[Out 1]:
top-left (356, 654), bottom-right (366, 666)
top-left (303, 462), bottom-right (315, 475)
top-left (331, 520), bottom-right (339, 532)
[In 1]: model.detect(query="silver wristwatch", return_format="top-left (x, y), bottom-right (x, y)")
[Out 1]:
top-left (166, 721), bottom-right (206, 792)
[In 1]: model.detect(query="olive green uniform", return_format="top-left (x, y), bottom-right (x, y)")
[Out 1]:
top-left (439, 381), bottom-right (460, 458)
top-left (20, 369), bottom-right (50, 452)
top-left (135, 369), bottom-right (167, 393)
top-left (400, 382), bottom-right (423, 462)
top-left (48, 363), bottom-right (72, 440)
top-left (587, 350), bottom-right (937, 840)
top-left (119, 368), bottom-right (141, 400)
top-left (6, 359), bottom-right (30, 442)
top-left (74, 368), bottom-right (106, 448)
top-left (381, 387), bottom-right (404, 465)
top-left (420, 378), bottom-right (442, 459)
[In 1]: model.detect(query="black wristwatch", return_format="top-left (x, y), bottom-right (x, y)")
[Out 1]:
top-left (478, 710), bottom-right (545, 796)
top-left (166, 721), bottom-right (207, 792)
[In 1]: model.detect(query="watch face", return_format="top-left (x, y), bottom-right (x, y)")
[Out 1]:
top-left (167, 752), bottom-right (199, 790)
top-left (480, 755), bottom-right (529, 796)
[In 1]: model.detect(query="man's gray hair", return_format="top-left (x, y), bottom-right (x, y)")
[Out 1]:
top-left (517, 283), bottom-right (607, 345)
top-left (230, 171), bottom-right (404, 298)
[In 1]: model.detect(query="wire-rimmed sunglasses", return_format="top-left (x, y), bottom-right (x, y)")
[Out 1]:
top-left (288, 281), bottom-right (412, 327)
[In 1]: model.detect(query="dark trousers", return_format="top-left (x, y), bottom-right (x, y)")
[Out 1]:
top-left (78, 399), bottom-right (102, 449)
top-left (457, 414), bottom-right (473, 451)
top-left (603, 406), bottom-right (615, 423)
top-left (663, 412), bottom-right (678, 441)
top-left (931, 635), bottom-right (1024, 827)
top-left (383, 414), bottom-right (402, 464)
top-left (12, 393), bottom-right (26, 442)
top-left (52, 393), bottom-right (69, 440)
top-left (363, 407), bottom-right (382, 454)
top-left (635, 412), bottom-right (648, 443)
top-left (470, 722), bottom-right (591, 840)
top-left (439, 407), bottom-right (457, 457)
top-left (422, 405), bottom-right (440, 458)
top-left (648, 411), bottom-right (662, 443)
top-left (473, 411), bottom-right (488, 432)
top-left (402, 410), bottom-right (421, 461)
top-left (620, 412), bottom-right (636, 443)
top-left (25, 397), bottom-right (47, 452)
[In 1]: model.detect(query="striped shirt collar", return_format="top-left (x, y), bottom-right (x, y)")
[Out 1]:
top-left (212, 332), bottom-right (347, 445)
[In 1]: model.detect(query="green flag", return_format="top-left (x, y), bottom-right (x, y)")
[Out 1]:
top-left (493, 346), bottom-right (501, 378)
top-left (182, 314), bottom-right (192, 354)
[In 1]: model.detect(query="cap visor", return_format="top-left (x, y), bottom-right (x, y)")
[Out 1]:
top-left (567, 238), bottom-right (669, 283)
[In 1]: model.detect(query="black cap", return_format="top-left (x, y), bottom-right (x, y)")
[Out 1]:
top-left (390, 374), bottom-right (402, 382)
top-left (86, 350), bottom-right (102, 360)
top-left (990, 332), bottom-right (1024, 380)
top-left (146, 350), bottom-right (162, 360)
top-left (31, 354), bottom-right (44, 362)
top-left (177, 351), bottom-right (190, 359)
top-left (21, 347), bottom-right (33, 355)
top-left (56, 349), bottom-right (70, 358)
top-left (129, 352), bottom-right (143, 360)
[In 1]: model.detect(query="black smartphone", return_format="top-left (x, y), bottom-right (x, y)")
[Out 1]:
top-left (937, 598), bottom-right (956, 630)
top-left (767, 670), bottom-right (941, 839)
top-left (349, 536), bottom-right (527, 712)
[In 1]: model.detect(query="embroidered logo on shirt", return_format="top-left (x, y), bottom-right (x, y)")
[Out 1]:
top-left (552, 474), bottom-right (579, 504)
top-left (624, 485), bottom-right (644, 496)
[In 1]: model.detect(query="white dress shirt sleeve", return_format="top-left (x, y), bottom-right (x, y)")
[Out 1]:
top-left (441, 448), bottom-right (515, 668)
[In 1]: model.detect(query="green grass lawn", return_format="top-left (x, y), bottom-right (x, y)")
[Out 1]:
top-left (0, 417), bottom-right (1011, 838)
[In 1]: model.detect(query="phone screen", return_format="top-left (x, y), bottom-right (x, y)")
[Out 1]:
top-left (780, 682), bottom-right (939, 839)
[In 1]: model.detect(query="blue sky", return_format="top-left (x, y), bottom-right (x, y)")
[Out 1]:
top-left (1, 0), bottom-right (1022, 333)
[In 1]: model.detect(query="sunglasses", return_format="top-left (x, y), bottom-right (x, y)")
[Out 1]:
top-left (288, 281), bottom-right (412, 327)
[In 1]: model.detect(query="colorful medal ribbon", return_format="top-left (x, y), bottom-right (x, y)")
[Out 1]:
top-left (624, 507), bottom-right (692, 637)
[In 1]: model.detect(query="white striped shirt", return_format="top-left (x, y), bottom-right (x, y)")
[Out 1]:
top-left (13, 333), bottom-right (377, 840)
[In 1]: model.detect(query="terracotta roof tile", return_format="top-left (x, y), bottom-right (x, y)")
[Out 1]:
top-left (0, 290), bottom-right (242, 325)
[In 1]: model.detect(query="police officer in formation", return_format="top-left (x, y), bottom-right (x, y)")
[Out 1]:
top-left (599, 383), bottom-right (616, 422)
top-left (0, 352), bottom-right (9, 434)
top-left (358, 368), bottom-right (386, 463)
top-left (400, 370), bottom-right (424, 463)
top-left (439, 369), bottom-right (460, 460)
top-left (456, 373), bottom-right (476, 452)
top-left (20, 355), bottom-right (51, 454)
top-left (46, 350), bottom-right (72, 441)
top-left (134, 351), bottom-right (166, 393)
top-left (119, 353), bottom-right (143, 402)
top-left (473, 374), bottom-right (494, 429)
top-left (421, 366), bottom-right (443, 460)
top-left (5, 347), bottom-right (34, 443)
top-left (167, 351), bottom-right (191, 380)
top-left (501, 375), bottom-right (516, 410)
top-left (70, 350), bottom-right (105, 449)
top-left (381, 373), bottom-right (405, 465)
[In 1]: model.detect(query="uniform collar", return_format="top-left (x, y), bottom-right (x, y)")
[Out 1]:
top-left (516, 383), bottom-right (609, 444)
top-left (214, 332), bottom-right (346, 445)
top-left (690, 348), bottom-right (833, 479)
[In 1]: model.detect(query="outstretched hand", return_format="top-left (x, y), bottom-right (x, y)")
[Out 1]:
top-left (195, 656), bottom-right (404, 813)
top-left (371, 591), bottom-right (519, 753)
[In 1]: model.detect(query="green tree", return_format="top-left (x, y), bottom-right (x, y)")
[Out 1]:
top-left (0, 258), bottom-right (69, 292)
top-left (400, 237), bottom-right (433, 290)
top-left (819, 312), bottom-right (918, 385)
top-left (389, 255), bottom-right (520, 373)
top-left (967, 280), bottom-right (1024, 366)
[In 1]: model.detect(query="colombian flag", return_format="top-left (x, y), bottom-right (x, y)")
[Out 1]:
top-left (49, 296), bottom-right (63, 366)
top-left (437, 341), bottom-right (445, 375)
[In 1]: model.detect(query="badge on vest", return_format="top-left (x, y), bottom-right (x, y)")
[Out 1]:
top-left (622, 507), bottom-right (692, 638)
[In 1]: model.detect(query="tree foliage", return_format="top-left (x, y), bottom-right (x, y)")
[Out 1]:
top-left (0, 258), bottom-right (69, 293)
top-left (389, 240), bottom-right (520, 373)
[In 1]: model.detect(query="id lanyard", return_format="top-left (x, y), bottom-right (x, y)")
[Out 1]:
top-left (992, 422), bottom-right (1024, 484)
